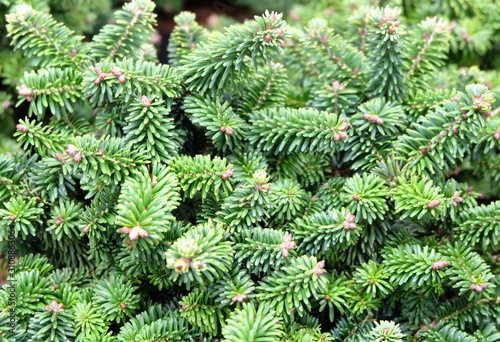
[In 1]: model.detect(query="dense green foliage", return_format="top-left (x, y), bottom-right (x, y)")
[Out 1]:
top-left (0, 0), bottom-right (499, 341)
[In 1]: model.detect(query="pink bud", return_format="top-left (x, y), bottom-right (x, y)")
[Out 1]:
top-left (369, 279), bottom-right (374, 284)
top-left (353, 194), bottom-right (360, 200)
top-left (152, 180), bottom-right (158, 188)
top-left (9, 215), bottom-right (15, 221)
top-left (353, 67), bottom-right (359, 75)
top-left (55, 153), bottom-right (64, 162)
top-left (83, 227), bottom-right (89, 234)
top-left (65, 144), bottom-right (78, 157)
top-left (264, 33), bottom-right (272, 42)
top-left (120, 303), bottom-right (127, 309)
top-left (427, 200), bottom-right (441, 208)
top-left (129, 228), bottom-right (139, 241)
top-left (325, 296), bottom-right (330, 301)
top-left (141, 95), bottom-right (152, 107)
top-left (138, 229), bottom-right (149, 238)
top-left (73, 152), bottom-right (82, 163)
top-left (334, 133), bottom-right (340, 142)
top-left (422, 33), bottom-right (429, 40)
top-left (121, 227), bottom-right (132, 234)
top-left (55, 220), bottom-right (62, 226)
top-left (94, 66), bottom-right (102, 75)
top-left (332, 80), bottom-right (340, 91)
top-left (15, 124), bottom-right (29, 133)
top-left (118, 75), bottom-right (126, 84)
top-left (282, 248), bottom-right (289, 258)
top-left (388, 26), bottom-right (395, 34)
top-left (225, 127), bottom-right (234, 135)
top-left (181, 305), bottom-right (188, 310)
top-left (220, 126), bottom-right (226, 132)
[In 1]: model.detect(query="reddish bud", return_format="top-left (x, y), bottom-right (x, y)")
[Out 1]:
top-left (268, 13), bottom-right (276, 21)
top-left (83, 227), bottom-right (89, 234)
top-left (152, 180), bottom-right (158, 188)
top-left (264, 33), bottom-right (272, 42)
top-left (325, 296), bottom-right (330, 301)
top-left (120, 303), bottom-right (127, 309)
top-left (128, 245), bottom-right (133, 251)
top-left (387, 26), bottom-right (395, 34)
top-left (353, 67), bottom-right (359, 75)
top-left (181, 305), bottom-right (188, 310)
top-left (57, 215), bottom-right (62, 220)
top-left (422, 33), bottom-right (429, 40)
top-left (369, 279), bottom-right (374, 284)
top-left (454, 128), bottom-right (459, 134)
top-left (118, 75), bottom-right (126, 83)
top-left (220, 126), bottom-right (226, 132)
top-left (55, 220), bottom-right (62, 226)
top-left (71, 49), bottom-right (77, 57)
top-left (353, 194), bottom-right (360, 200)
top-left (9, 215), bottom-right (15, 221)
top-left (225, 127), bottom-right (234, 135)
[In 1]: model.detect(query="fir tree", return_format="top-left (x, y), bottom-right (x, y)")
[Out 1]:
top-left (0, 1), bottom-right (499, 341)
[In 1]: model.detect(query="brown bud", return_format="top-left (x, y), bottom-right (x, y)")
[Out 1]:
top-left (118, 75), bottom-right (126, 84)
top-left (353, 194), bottom-right (360, 200)
top-left (264, 33), bottom-right (272, 42)
top-left (94, 66), bottom-right (102, 75)
top-left (55, 220), bottom-right (62, 226)
top-left (421, 148), bottom-right (428, 155)
top-left (334, 56), bottom-right (340, 63)
top-left (387, 26), bottom-right (395, 34)
top-left (454, 128), bottom-right (459, 134)
top-left (55, 153), bottom-right (64, 162)
top-left (120, 303), bottom-right (127, 309)
top-left (152, 180), bottom-right (158, 188)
